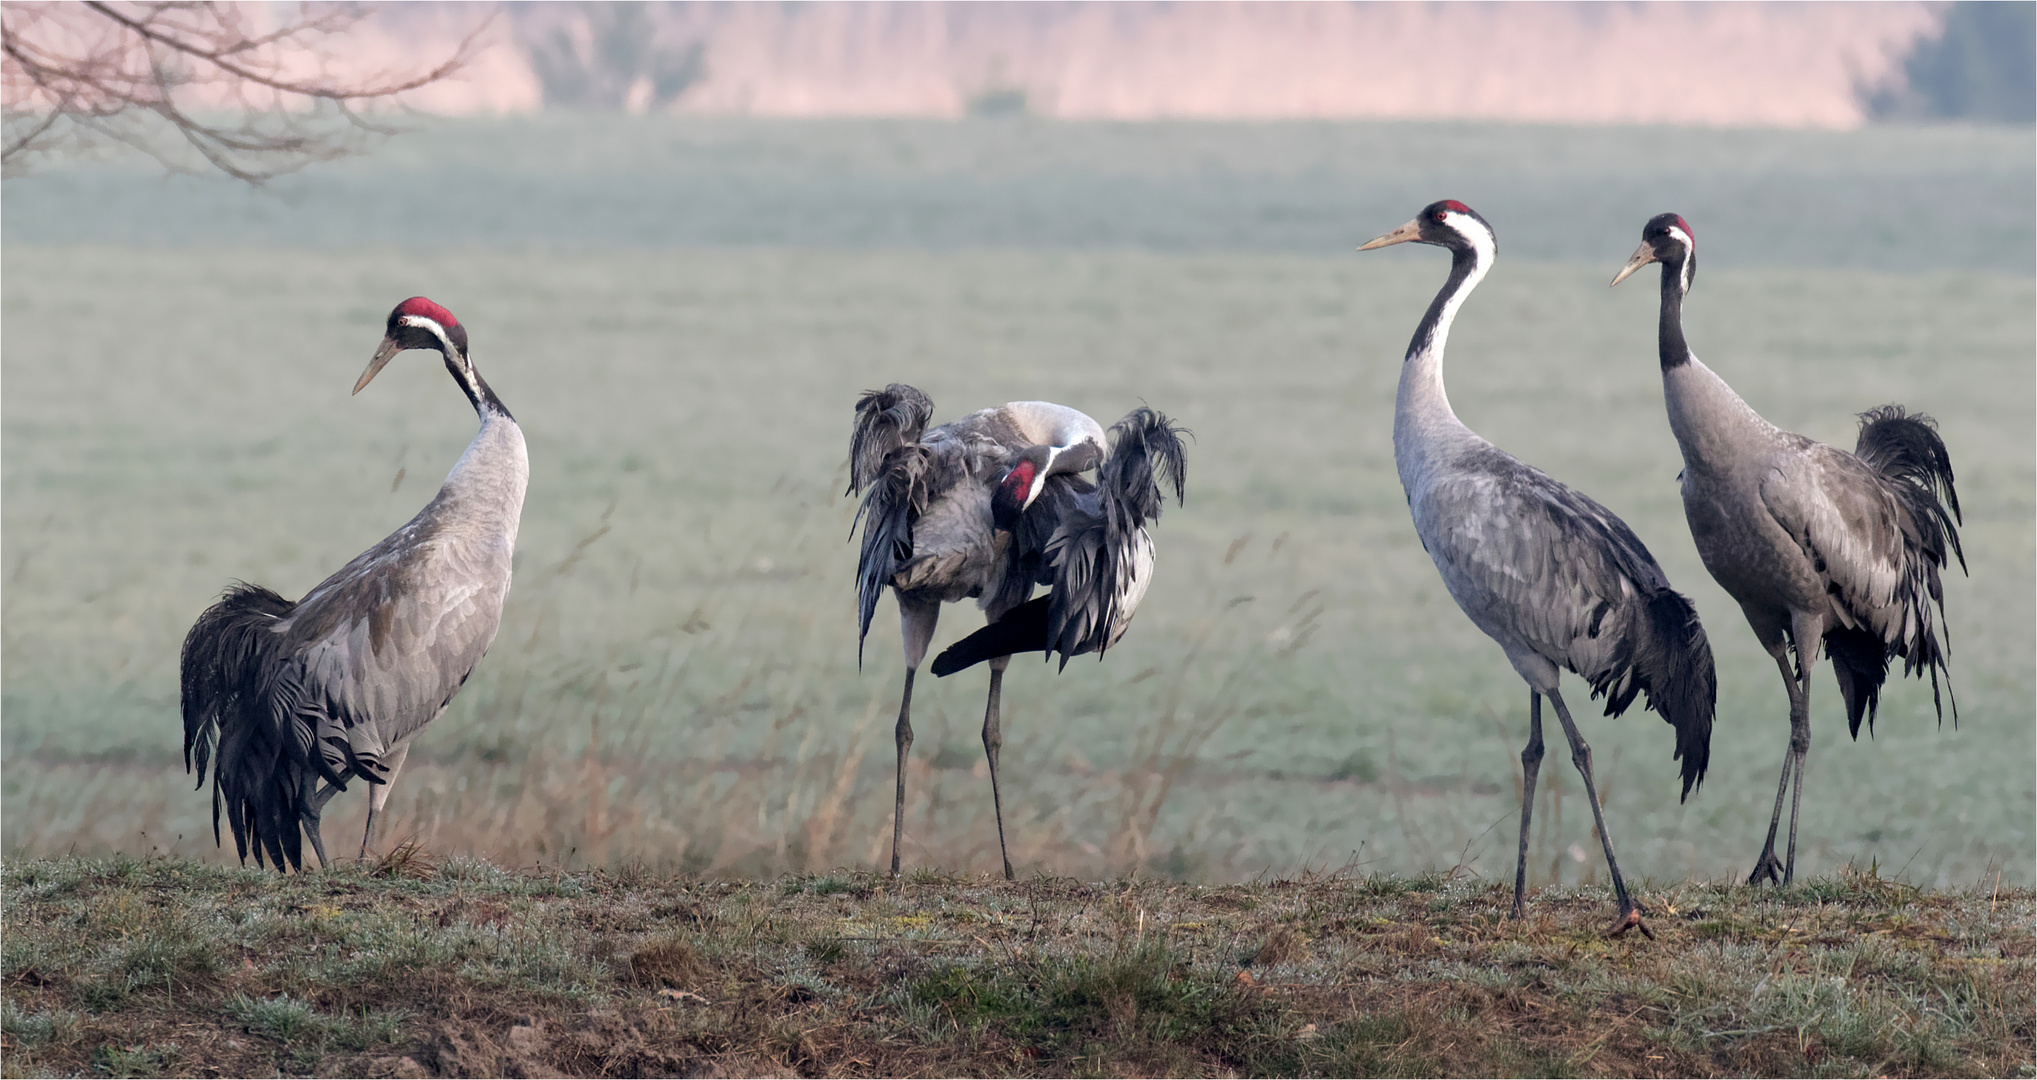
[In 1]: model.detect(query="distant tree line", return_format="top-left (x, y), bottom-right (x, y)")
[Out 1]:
top-left (1869, 1), bottom-right (2035, 123)
top-left (521, 3), bottom-right (707, 112)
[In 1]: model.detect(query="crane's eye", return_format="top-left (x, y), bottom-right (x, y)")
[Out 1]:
top-left (1433, 211), bottom-right (1447, 222)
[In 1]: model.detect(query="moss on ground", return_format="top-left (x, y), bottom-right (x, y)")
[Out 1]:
top-left (2, 853), bottom-right (2030, 1077)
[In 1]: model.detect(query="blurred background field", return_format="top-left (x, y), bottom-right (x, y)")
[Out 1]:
top-left (3, 115), bottom-right (2031, 886)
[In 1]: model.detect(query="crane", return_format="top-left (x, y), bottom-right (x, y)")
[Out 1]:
top-left (1613, 213), bottom-right (1962, 886)
top-left (181, 297), bottom-right (526, 872)
top-left (848, 387), bottom-right (1186, 879)
top-left (1360, 201), bottom-right (1716, 933)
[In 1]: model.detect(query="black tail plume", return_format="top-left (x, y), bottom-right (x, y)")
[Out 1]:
top-left (848, 383), bottom-right (933, 496)
top-left (1855, 405), bottom-right (1963, 571)
top-left (931, 596), bottom-right (1052, 676)
top-left (853, 444), bottom-right (930, 663)
top-left (1592, 589), bottom-right (1715, 802)
top-left (1852, 404), bottom-right (1962, 726)
top-left (1825, 624), bottom-right (1890, 739)
top-left (1641, 590), bottom-right (1716, 801)
top-left (180, 582), bottom-right (300, 868)
top-left (1099, 406), bottom-right (1188, 527)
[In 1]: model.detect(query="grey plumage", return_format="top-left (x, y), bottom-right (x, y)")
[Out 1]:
top-left (934, 407), bottom-right (1187, 673)
top-left (1614, 212), bottom-right (1962, 886)
top-left (1363, 201), bottom-right (1716, 932)
top-left (182, 297), bottom-right (526, 871)
top-left (851, 388), bottom-right (1175, 880)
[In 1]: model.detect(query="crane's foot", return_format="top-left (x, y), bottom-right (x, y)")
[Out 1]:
top-left (1608, 907), bottom-right (1655, 940)
top-left (1748, 850), bottom-right (1785, 887)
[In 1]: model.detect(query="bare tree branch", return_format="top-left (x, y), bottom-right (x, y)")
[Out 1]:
top-left (1, 2), bottom-right (492, 183)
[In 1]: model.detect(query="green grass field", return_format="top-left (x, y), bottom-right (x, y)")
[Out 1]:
top-left (3, 120), bottom-right (2031, 888)
top-left (2, 856), bottom-right (2030, 1077)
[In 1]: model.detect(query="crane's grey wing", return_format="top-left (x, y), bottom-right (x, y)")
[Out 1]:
top-left (1758, 442), bottom-right (1929, 650)
top-left (1416, 448), bottom-right (1715, 795)
top-left (853, 426), bottom-right (1012, 655)
top-left (276, 521), bottom-right (511, 785)
top-left (892, 462), bottom-right (1004, 601)
top-left (1416, 450), bottom-right (1669, 683)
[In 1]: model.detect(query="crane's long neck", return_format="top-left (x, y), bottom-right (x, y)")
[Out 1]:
top-left (1394, 242), bottom-right (1490, 490)
top-left (1657, 256), bottom-right (1693, 372)
top-left (447, 352), bottom-right (514, 423)
top-left (1652, 259), bottom-right (1777, 476)
top-left (436, 353), bottom-right (527, 552)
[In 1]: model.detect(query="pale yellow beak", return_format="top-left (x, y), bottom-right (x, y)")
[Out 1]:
top-left (1610, 241), bottom-right (1657, 288)
top-left (1358, 219), bottom-right (1423, 251)
top-left (354, 337), bottom-right (402, 395)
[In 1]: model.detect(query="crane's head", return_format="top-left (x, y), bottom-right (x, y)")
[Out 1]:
top-left (356, 297), bottom-right (470, 394)
top-left (1611, 213), bottom-right (1697, 293)
top-left (991, 445), bottom-right (1056, 532)
top-left (1358, 200), bottom-right (1497, 261)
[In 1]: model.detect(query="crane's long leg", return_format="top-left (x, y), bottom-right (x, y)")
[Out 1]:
top-left (1511, 689), bottom-right (1547, 919)
top-left (1780, 614), bottom-right (1823, 887)
top-left (1546, 688), bottom-right (1647, 934)
top-left (891, 597), bottom-right (940, 879)
top-left (982, 655), bottom-right (1016, 881)
top-left (1750, 648), bottom-right (1806, 886)
top-left (361, 743), bottom-right (412, 860)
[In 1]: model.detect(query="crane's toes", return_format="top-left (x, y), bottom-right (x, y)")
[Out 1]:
top-left (1747, 852), bottom-right (1785, 887)
top-left (1608, 908), bottom-right (1654, 941)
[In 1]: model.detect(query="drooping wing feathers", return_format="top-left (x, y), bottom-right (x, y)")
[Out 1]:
top-left (853, 444), bottom-right (931, 659)
top-left (1760, 408), bottom-right (1962, 737)
top-left (1417, 446), bottom-right (1714, 796)
top-left (180, 582), bottom-right (297, 864)
top-left (848, 384), bottom-right (934, 496)
top-left (1047, 409), bottom-right (1185, 665)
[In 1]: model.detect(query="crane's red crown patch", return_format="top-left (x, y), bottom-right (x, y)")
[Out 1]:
top-left (1439, 200), bottom-right (1473, 215)
top-left (394, 296), bottom-right (460, 329)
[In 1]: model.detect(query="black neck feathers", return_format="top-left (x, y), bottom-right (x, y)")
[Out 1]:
top-left (1656, 258), bottom-right (1693, 371)
top-left (1406, 243), bottom-right (1481, 361)
top-left (445, 353), bottom-right (514, 422)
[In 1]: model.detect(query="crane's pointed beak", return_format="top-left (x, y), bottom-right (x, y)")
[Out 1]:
top-left (1610, 242), bottom-right (1657, 288)
top-left (354, 337), bottom-right (402, 395)
top-left (1358, 219), bottom-right (1422, 251)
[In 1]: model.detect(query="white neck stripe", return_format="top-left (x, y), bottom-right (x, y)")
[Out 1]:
top-left (402, 314), bottom-right (461, 359)
top-left (1665, 226), bottom-right (1694, 294)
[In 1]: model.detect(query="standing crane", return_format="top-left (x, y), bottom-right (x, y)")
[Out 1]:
top-left (1359, 201), bottom-right (1716, 933)
top-left (1613, 213), bottom-right (1962, 886)
top-left (181, 297), bottom-right (526, 872)
top-left (848, 387), bottom-right (1186, 879)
